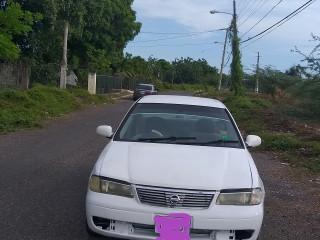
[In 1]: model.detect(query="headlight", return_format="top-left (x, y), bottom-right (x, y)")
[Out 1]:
top-left (88, 175), bottom-right (133, 198)
top-left (216, 188), bottom-right (263, 205)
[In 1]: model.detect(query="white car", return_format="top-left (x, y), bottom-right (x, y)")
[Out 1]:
top-left (86, 95), bottom-right (264, 240)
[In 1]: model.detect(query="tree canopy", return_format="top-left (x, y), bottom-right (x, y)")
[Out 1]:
top-left (7, 0), bottom-right (141, 85)
top-left (294, 33), bottom-right (320, 76)
top-left (0, 2), bottom-right (36, 61)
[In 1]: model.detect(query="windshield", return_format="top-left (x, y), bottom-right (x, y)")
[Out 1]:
top-left (114, 103), bottom-right (243, 148)
top-left (136, 85), bottom-right (152, 90)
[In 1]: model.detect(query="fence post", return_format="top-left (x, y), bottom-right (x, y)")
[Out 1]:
top-left (88, 73), bottom-right (96, 94)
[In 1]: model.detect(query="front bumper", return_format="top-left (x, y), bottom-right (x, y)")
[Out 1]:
top-left (86, 189), bottom-right (263, 240)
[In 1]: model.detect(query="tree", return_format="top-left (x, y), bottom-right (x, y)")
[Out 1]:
top-left (55, 0), bottom-right (86, 89)
top-left (171, 57), bottom-right (218, 85)
top-left (293, 33), bottom-right (320, 76)
top-left (244, 66), bottom-right (301, 94)
top-left (148, 58), bottom-right (173, 82)
top-left (0, 2), bottom-right (35, 61)
top-left (285, 64), bottom-right (310, 79)
top-left (117, 53), bottom-right (152, 78)
top-left (68, 0), bottom-right (141, 74)
top-left (14, 0), bottom-right (141, 86)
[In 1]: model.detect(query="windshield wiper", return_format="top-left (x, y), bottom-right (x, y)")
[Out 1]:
top-left (137, 136), bottom-right (196, 142)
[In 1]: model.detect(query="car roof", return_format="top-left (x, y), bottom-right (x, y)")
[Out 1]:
top-left (137, 95), bottom-right (226, 109)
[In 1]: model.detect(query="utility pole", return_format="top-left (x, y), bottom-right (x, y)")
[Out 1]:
top-left (255, 52), bottom-right (260, 93)
top-left (230, 0), bottom-right (244, 96)
top-left (60, 21), bottom-right (69, 89)
top-left (233, 0), bottom-right (236, 35)
top-left (209, 0), bottom-right (243, 95)
top-left (218, 28), bottom-right (229, 91)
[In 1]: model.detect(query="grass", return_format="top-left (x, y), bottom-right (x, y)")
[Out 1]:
top-left (152, 80), bottom-right (217, 94)
top-left (2, 82), bottom-right (319, 172)
top-left (0, 85), bottom-right (114, 134)
top-left (196, 89), bottom-right (320, 173)
top-left (224, 95), bottom-right (320, 173)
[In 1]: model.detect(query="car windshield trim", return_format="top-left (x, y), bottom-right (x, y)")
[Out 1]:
top-left (113, 103), bottom-right (245, 149)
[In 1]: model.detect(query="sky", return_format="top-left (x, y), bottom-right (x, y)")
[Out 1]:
top-left (124, 0), bottom-right (320, 74)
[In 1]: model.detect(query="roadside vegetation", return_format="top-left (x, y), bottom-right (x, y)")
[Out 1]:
top-left (1, 1), bottom-right (319, 173)
top-left (0, 85), bottom-right (114, 134)
top-left (196, 89), bottom-right (320, 173)
top-left (1, 82), bottom-right (319, 173)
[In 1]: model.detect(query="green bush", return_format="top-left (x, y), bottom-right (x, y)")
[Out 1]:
top-left (259, 134), bottom-right (300, 151)
top-left (224, 96), bottom-right (255, 110)
top-left (0, 85), bottom-right (113, 134)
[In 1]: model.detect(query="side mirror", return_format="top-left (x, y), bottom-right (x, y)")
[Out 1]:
top-left (96, 125), bottom-right (113, 138)
top-left (245, 135), bottom-right (261, 148)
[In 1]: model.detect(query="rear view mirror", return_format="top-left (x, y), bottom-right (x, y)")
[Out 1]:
top-left (246, 135), bottom-right (261, 147)
top-left (97, 125), bottom-right (113, 138)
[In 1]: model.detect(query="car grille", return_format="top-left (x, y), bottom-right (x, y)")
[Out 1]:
top-left (135, 185), bottom-right (215, 209)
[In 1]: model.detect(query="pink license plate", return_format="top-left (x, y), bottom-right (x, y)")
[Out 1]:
top-left (154, 213), bottom-right (192, 240)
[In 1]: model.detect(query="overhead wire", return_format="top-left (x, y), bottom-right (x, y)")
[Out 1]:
top-left (238, 0), bottom-right (255, 18)
top-left (224, 51), bottom-right (232, 67)
top-left (238, 0), bottom-right (268, 27)
top-left (241, 0), bottom-right (318, 47)
top-left (238, 0), bottom-right (250, 13)
top-left (127, 42), bottom-right (215, 48)
top-left (139, 30), bottom-right (223, 35)
top-left (238, 0), bottom-right (260, 23)
top-left (240, 0), bottom-right (283, 39)
top-left (237, 0), bottom-right (247, 11)
top-left (238, 0), bottom-right (246, 7)
top-left (132, 29), bottom-right (226, 43)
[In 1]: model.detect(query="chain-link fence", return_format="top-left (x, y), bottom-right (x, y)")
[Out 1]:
top-left (96, 76), bottom-right (151, 94)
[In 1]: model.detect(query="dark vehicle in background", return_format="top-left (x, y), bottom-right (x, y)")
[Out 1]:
top-left (133, 84), bottom-right (157, 101)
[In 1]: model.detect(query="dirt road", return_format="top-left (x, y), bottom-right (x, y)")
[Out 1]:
top-left (253, 152), bottom-right (320, 239)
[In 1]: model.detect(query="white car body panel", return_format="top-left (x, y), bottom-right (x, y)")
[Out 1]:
top-left (98, 141), bottom-right (252, 190)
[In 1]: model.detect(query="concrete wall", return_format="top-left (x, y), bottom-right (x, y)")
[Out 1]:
top-left (88, 73), bottom-right (96, 94)
top-left (0, 64), bottom-right (30, 89)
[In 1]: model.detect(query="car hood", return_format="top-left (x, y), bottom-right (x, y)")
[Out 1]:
top-left (97, 141), bottom-right (253, 190)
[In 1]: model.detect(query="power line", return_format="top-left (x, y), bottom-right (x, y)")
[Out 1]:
top-left (238, 0), bottom-right (246, 7)
top-left (238, 0), bottom-right (250, 14)
top-left (240, 0), bottom-right (283, 39)
top-left (242, 0), bottom-right (318, 47)
top-left (238, 0), bottom-right (260, 22)
top-left (127, 42), bottom-right (215, 48)
top-left (133, 29), bottom-right (226, 43)
top-left (238, 0), bottom-right (255, 17)
top-left (238, 0), bottom-right (268, 27)
top-left (224, 51), bottom-right (232, 67)
top-left (241, 0), bottom-right (316, 43)
top-left (139, 29), bottom-right (223, 35)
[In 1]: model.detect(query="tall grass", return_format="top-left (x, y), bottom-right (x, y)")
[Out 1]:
top-left (0, 85), bottom-right (112, 133)
top-left (221, 94), bottom-right (320, 172)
